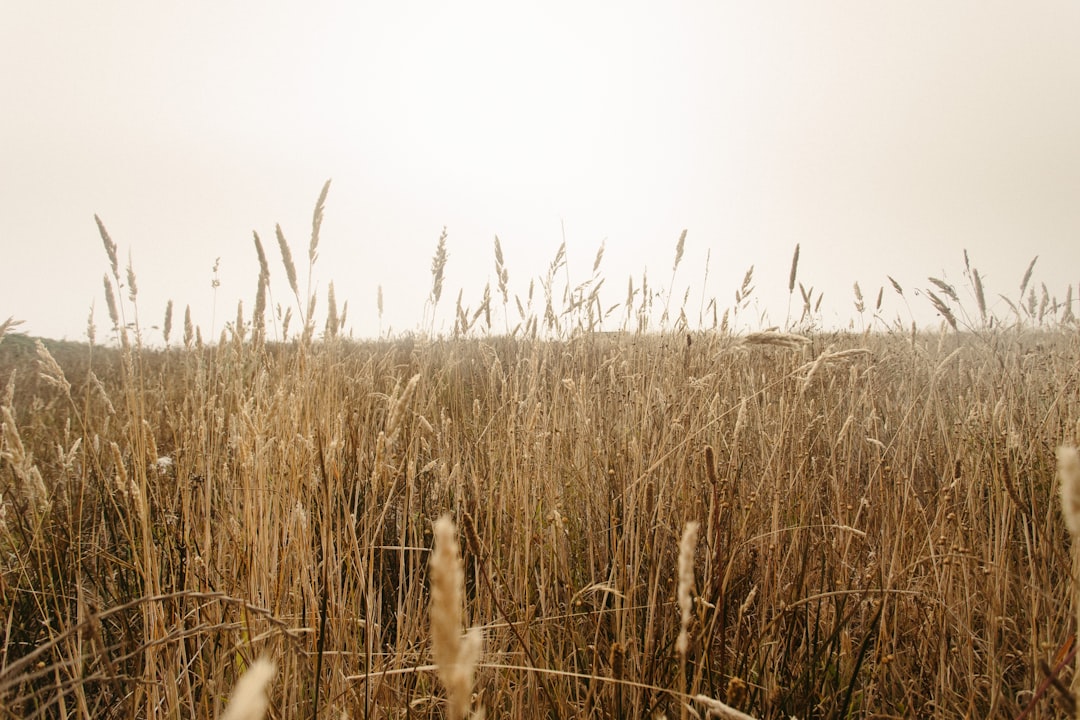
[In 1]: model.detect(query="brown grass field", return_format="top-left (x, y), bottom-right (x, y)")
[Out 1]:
top-left (2, 189), bottom-right (1079, 718)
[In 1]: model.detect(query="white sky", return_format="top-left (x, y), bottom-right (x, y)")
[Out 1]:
top-left (3, 1), bottom-right (1079, 341)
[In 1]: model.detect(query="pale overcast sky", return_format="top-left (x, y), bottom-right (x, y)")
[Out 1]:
top-left (3, 2), bottom-right (1079, 341)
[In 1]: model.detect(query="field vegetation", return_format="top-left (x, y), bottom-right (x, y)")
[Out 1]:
top-left (2, 184), bottom-right (1079, 718)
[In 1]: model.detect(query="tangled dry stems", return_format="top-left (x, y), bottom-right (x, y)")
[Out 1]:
top-left (1, 325), bottom-right (1078, 718)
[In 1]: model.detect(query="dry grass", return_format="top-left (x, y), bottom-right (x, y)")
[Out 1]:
top-left (1, 189), bottom-right (1079, 718)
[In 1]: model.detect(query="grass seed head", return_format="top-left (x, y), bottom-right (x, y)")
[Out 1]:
top-left (430, 514), bottom-right (479, 720)
top-left (676, 520), bottom-right (700, 656)
top-left (220, 658), bottom-right (276, 720)
top-left (1058, 445), bottom-right (1080, 537)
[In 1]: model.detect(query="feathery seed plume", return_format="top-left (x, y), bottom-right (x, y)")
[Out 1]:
top-left (1019, 256), bottom-right (1038, 298)
top-left (310, 179), bottom-right (331, 265)
top-left (676, 520), bottom-right (700, 655)
top-left (431, 228), bottom-right (449, 306)
top-left (673, 229), bottom-right (687, 272)
top-left (275, 224), bottom-right (300, 301)
top-left (125, 252), bottom-right (138, 302)
top-left (430, 514), bottom-right (481, 720)
top-left (788, 243), bottom-right (800, 294)
top-left (95, 215), bottom-right (118, 279)
top-left (1059, 445), bottom-right (1080, 537)
top-left (0, 317), bottom-right (24, 343)
top-left (220, 658), bottom-right (277, 720)
top-left (103, 275), bottom-right (119, 328)
top-left (163, 300), bottom-right (173, 345)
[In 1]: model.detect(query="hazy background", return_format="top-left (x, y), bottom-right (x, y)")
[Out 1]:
top-left (3, 2), bottom-right (1079, 341)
